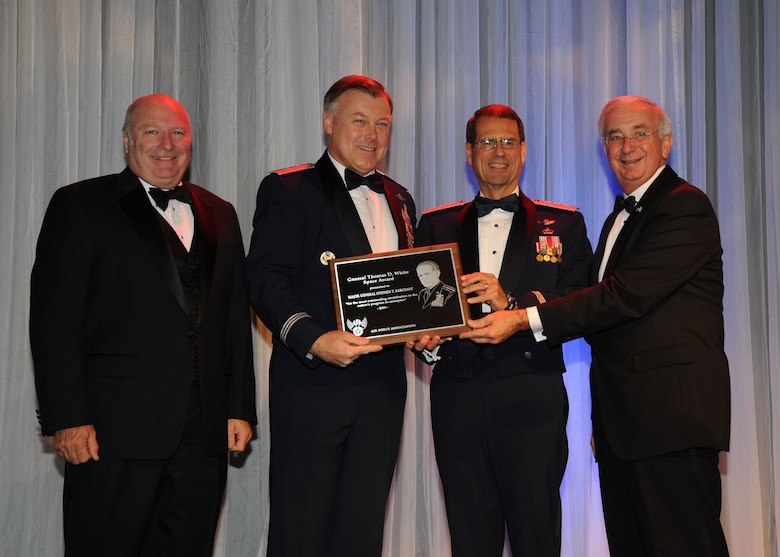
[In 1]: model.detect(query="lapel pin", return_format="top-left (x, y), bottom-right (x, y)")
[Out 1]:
top-left (320, 251), bottom-right (336, 266)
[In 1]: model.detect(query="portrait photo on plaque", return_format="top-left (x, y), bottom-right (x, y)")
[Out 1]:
top-left (329, 243), bottom-right (471, 345)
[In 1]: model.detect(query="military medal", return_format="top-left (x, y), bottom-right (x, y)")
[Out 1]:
top-left (536, 235), bottom-right (563, 264)
top-left (401, 204), bottom-right (414, 248)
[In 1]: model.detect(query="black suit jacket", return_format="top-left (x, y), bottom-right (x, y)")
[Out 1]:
top-left (246, 152), bottom-right (416, 375)
top-left (30, 167), bottom-right (257, 459)
top-left (537, 166), bottom-right (730, 460)
top-left (416, 192), bottom-right (592, 377)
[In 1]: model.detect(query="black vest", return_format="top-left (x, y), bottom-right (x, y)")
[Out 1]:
top-left (157, 215), bottom-right (202, 383)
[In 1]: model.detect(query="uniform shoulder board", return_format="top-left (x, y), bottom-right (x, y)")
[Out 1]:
top-left (532, 199), bottom-right (578, 212)
top-left (422, 199), bottom-right (470, 215)
top-left (272, 163), bottom-right (314, 175)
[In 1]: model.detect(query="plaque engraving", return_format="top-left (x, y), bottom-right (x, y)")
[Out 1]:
top-left (330, 243), bottom-right (470, 345)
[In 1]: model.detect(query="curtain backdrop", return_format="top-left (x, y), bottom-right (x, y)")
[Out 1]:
top-left (1, 1), bottom-right (777, 556)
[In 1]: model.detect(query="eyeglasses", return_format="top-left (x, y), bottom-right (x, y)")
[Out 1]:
top-left (473, 138), bottom-right (521, 151)
top-left (603, 130), bottom-right (659, 146)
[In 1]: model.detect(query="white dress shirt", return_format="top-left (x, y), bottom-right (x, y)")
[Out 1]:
top-left (477, 188), bottom-right (518, 312)
top-left (141, 178), bottom-right (195, 251)
top-left (329, 153), bottom-right (398, 253)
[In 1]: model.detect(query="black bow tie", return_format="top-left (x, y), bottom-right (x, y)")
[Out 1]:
top-left (475, 194), bottom-right (520, 217)
top-left (614, 194), bottom-right (638, 214)
top-left (345, 168), bottom-right (384, 194)
top-left (149, 185), bottom-right (192, 210)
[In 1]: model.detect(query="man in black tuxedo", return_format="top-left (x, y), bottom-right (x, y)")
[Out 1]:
top-left (514, 96), bottom-right (731, 555)
top-left (30, 94), bottom-right (257, 556)
top-left (410, 104), bottom-right (592, 556)
top-left (246, 75), bottom-right (416, 556)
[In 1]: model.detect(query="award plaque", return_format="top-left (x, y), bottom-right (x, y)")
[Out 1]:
top-left (329, 243), bottom-right (471, 345)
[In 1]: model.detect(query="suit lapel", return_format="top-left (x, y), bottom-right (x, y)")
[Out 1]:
top-left (592, 212), bottom-right (618, 284)
top-left (190, 185), bottom-right (216, 326)
top-left (315, 154), bottom-right (372, 255)
top-left (383, 179), bottom-right (415, 249)
top-left (498, 193), bottom-right (534, 289)
top-left (604, 214), bottom-right (636, 278)
top-left (601, 166), bottom-right (682, 280)
top-left (456, 202), bottom-right (480, 274)
top-left (456, 202), bottom-right (484, 318)
top-left (117, 169), bottom-right (187, 316)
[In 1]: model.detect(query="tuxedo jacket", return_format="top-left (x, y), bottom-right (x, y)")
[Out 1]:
top-left (538, 166), bottom-right (730, 460)
top-left (416, 191), bottom-right (592, 377)
top-left (30, 167), bottom-right (257, 459)
top-left (245, 152), bottom-right (416, 377)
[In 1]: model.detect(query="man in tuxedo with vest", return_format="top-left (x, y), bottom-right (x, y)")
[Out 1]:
top-left (511, 96), bottom-right (730, 555)
top-left (411, 104), bottom-right (592, 556)
top-left (30, 94), bottom-right (257, 556)
top-left (246, 75), bottom-right (416, 556)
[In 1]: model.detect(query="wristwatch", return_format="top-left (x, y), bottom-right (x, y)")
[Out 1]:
top-left (505, 291), bottom-right (518, 311)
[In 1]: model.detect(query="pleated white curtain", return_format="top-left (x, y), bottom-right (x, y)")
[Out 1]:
top-left (1, 1), bottom-right (778, 556)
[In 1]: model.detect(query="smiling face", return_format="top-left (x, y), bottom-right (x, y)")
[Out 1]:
top-left (601, 101), bottom-right (673, 194)
top-left (122, 94), bottom-right (192, 190)
top-left (323, 89), bottom-right (392, 176)
top-left (466, 116), bottom-right (526, 200)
